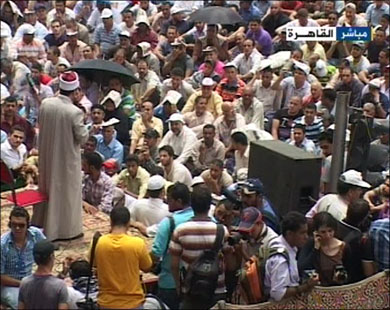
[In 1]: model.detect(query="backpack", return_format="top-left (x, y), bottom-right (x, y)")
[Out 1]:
top-left (181, 224), bottom-right (225, 301)
top-left (237, 246), bottom-right (289, 304)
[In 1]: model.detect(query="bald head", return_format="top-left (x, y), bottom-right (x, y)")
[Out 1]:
top-left (222, 101), bottom-right (234, 113)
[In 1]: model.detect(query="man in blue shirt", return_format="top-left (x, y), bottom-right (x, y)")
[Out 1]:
top-left (151, 183), bottom-right (193, 310)
top-left (370, 218), bottom-right (390, 271)
top-left (95, 121), bottom-right (124, 166)
top-left (1, 207), bottom-right (46, 309)
top-left (240, 178), bottom-right (280, 234)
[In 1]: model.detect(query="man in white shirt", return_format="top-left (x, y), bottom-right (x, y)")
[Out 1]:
top-left (131, 59), bottom-right (161, 105)
top-left (306, 170), bottom-right (371, 221)
top-left (1, 125), bottom-right (27, 170)
top-left (14, 9), bottom-right (48, 41)
top-left (232, 38), bottom-right (263, 82)
top-left (183, 95), bottom-right (214, 138)
top-left (46, 0), bottom-right (76, 26)
top-left (346, 41), bottom-right (371, 74)
top-left (287, 124), bottom-right (317, 154)
top-left (159, 145), bottom-right (193, 188)
top-left (231, 131), bottom-right (250, 173)
top-left (131, 175), bottom-right (170, 227)
top-left (159, 113), bottom-right (198, 165)
top-left (235, 86), bottom-right (264, 130)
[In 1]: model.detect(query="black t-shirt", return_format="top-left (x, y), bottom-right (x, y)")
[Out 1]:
top-left (367, 41), bottom-right (388, 63)
top-left (273, 108), bottom-right (303, 141)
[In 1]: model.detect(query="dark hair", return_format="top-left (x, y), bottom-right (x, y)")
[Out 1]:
top-left (217, 198), bottom-right (235, 211)
top-left (69, 260), bottom-right (91, 279)
top-left (167, 25), bottom-right (177, 32)
top-left (159, 145), bottom-right (175, 157)
top-left (249, 17), bottom-right (261, 24)
top-left (191, 185), bottom-right (212, 214)
top-left (126, 154), bottom-right (139, 165)
top-left (150, 166), bottom-right (165, 177)
top-left (204, 60), bottom-right (215, 69)
top-left (49, 46), bottom-right (60, 56)
top-left (34, 252), bottom-right (53, 266)
top-left (380, 47), bottom-right (390, 58)
top-left (305, 103), bottom-right (317, 111)
top-left (167, 182), bottom-right (190, 206)
top-left (293, 123), bottom-right (306, 133)
top-left (292, 48), bottom-right (303, 57)
top-left (110, 206), bottom-right (130, 226)
top-left (322, 88), bottom-right (337, 102)
top-left (203, 123), bottom-right (215, 131)
top-left (231, 132), bottom-right (248, 146)
top-left (327, 10), bottom-right (339, 18)
top-left (382, 14), bottom-right (390, 20)
top-left (346, 199), bottom-right (369, 225)
top-left (244, 38), bottom-right (255, 47)
top-left (318, 130), bottom-right (333, 143)
top-left (341, 66), bottom-right (354, 75)
top-left (122, 8), bottom-right (135, 16)
top-left (281, 211), bottom-right (306, 237)
top-left (31, 62), bottom-right (42, 72)
top-left (87, 135), bottom-right (97, 146)
top-left (313, 212), bottom-right (338, 231)
top-left (9, 206), bottom-right (30, 225)
top-left (82, 152), bottom-right (103, 170)
top-left (337, 180), bottom-right (360, 195)
top-left (210, 159), bottom-right (224, 169)
top-left (4, 96), bottom-right (17, 104)
top-left (91, 105), bottom-right (105, 113)
top-left (10, 125), bottom-right (25, 135)
top-left (171, 67), bottom-right (184, 78)
top-left (59, 89), bottom-right (76, 96)
top-left (51, 18), bottom-right (62, 25)
top-left (195, 95), bottom-right (206, 105)
top-left (137, 58), bottom-right (149, 67)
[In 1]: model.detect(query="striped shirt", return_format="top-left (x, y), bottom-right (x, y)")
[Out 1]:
top-left (369, 218), bottom-right (390, 271)
top-left (12, 39), bottom-right (46, 62)
top-left (293, 116), bottom-right (324, 144)
top-left (169, 219), bottom-right (229, 294)
top-left (82, 171), bottom-right (114, 214)
top-left (93, 24), bottom-right (121, 57)
top-left (1, 227), bottom-right (46, 280)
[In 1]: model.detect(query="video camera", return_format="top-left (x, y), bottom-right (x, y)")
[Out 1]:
top-left (227, 231), bottom-right (250, 246)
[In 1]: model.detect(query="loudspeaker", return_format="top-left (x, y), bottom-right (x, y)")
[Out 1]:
top-left (248, 140), bottom-right (322, 216)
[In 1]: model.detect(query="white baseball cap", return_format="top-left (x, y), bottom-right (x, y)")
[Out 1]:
top-left (101, 8), bottom-right (113, 19)
top-left (167, 113), bottom-right (185, 123)
top-left (100, 90), bottom-right (122, 108)
top-left (293, 61), bottom-right (310, 76)
top-left (313, 59), bottom-right (327, 78)
top-left (162, 90), bottom-right (182, 106)
top-left (223, 62), bottom-right (237, 70)
top-left (368, 79), bottom-right (381, 89)
top-left (119, 30), bottom-right (131, 38)
top-left (192, 176), bottom-right (205, 187)
top-left (201, 77), bottom-right (215, 87)
top-left (137, 41), bottom-right (151, 56)
top-left (339, 170), bottom-right (371, 189)
top-left (148, 175), bottom-right (166, 191)
top-left (22, 24), bottom-right (36, 35)
top-left (102, 118), bottom-right (120, 127)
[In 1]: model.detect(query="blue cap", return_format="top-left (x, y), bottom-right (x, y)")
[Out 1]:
top-left (242, 178), bottom-right (264, 195)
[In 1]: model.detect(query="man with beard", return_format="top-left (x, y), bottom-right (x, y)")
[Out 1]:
top-left (31, 71), bottom-right (89, 241)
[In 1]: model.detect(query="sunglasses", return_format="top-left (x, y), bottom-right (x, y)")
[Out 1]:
top-left (10, 222), bottom-right (27, 229)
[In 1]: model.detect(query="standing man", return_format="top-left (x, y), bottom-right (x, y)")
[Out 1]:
top-left (32, 72), bottom-right (89, 241)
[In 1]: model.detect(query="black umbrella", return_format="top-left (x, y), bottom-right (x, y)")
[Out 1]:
top-left (69, 59), bottom-right (139, 86)
top-left (188, 6), bottom-right (243, 25)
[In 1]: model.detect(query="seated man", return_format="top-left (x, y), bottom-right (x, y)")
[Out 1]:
top-left (231, 131), bottom-right (250, 173)
top-left (114, 155), bottom-right (150, 199)
top-left (138, 128), bottom-right (161, 174)
top-left (131, 175), bottom-right (170, 227)
top-left (1, 207), bottom-right (46, 309)
top-left (161, 68), bottom-right (195, 104)
top-left (159, 113), bottom-right (197, 165)
top-left (94, 206), bottom-right (152, 309)
top-left (162, 39), bottom-right (194, 79)
top-left (215, 63), bottom-right (246, 102)
top-left (235, 85), bottom-right (264, 130)
top-left (272, 96), bottom-right (304, 141)
top-left (95, 119), bottom-right (124, 166)
top-left (214, 101), bottom-right (246, 147)
top-left (191, 124), bottom-right (225, 171)
top-left (287, 124), bottom-right (317, 154)
top-left (159, 145), bottom-right (192, 188)
top-left (182, 77), bottom-right (223, 117)
top-left (264, 212), bottom-right (319, 302)
top-left (130, 101), bottom-right (163, 154)
top-left (183, 96), bottom-right (215, 139)
top-left (154, 90), bottom-right (181, 134)
top-left (1, 125), bottom-right (28, 170)
top-left (200, 159), bottom-right (233, 196)
top-left (82, 152), bottom-right (115, 215)
top-left (18, 240), bottom-right (68, 309)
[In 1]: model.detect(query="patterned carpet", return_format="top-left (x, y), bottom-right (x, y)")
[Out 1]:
top-left (1, 195), bottom-right (156, 282)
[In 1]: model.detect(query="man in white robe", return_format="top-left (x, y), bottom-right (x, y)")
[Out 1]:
top-left (32, 72), bottom-right (89, 241)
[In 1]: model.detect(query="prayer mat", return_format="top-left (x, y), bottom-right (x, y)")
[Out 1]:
top-left (212, 271), bottom-right (390, 310)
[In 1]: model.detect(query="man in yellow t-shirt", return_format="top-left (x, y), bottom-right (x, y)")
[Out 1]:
top-left (94, 206), bottom-right (152, 309)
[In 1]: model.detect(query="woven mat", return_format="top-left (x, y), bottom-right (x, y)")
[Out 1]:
top-left (1, 198), bottom-right (156, 282)
top-left (212, 271), bottom-right (390, 310)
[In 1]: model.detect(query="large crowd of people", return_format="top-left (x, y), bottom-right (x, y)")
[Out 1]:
top-left (1, 0), bottom-right (389, 309)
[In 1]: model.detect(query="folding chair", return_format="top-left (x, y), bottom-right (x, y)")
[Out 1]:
top-left (0, 160), bottom-right (47, 207)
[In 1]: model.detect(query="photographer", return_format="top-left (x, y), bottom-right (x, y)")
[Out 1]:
top-left (224, 207), bottom-right (278, 301)
top-left (298, 212), bottom-right (353, 287)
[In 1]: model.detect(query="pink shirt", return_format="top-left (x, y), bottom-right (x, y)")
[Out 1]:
top-left (199, 60), bottom-right (225, 77)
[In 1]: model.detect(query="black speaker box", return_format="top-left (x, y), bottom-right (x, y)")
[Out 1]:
top-left (248, 140), bottom-right (322, 216)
